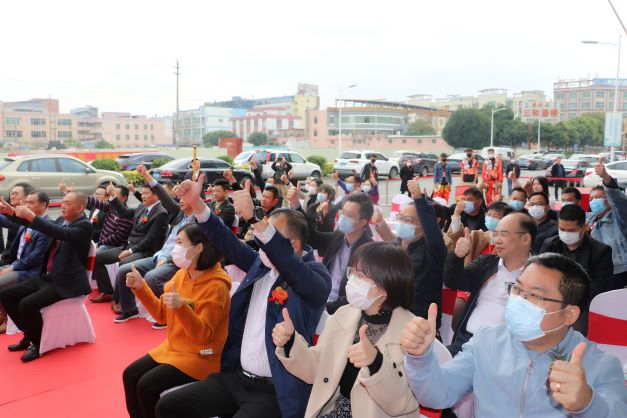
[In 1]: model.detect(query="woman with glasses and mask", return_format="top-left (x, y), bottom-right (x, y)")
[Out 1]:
top-left (273, 241), bottom-right (421, 418)
top-left (122, 223), bottom-right (231, 418)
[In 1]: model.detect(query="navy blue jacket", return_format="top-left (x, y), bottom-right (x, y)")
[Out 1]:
top-left (196, 210), bottom-right (331, 418)
top-left (0, 214), bottom-right (52, 281)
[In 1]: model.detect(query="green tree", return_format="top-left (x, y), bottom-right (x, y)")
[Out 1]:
top-left (202, 130), bottom-right (236, 147)
top-left (217, 155), bottom-right (234, 165)
top-left (95, 139), bottom-right (114, 149)
top-left (91, 158), bottom-right (121, 171)
top-left (405, 119), bottom-right (436, 135)
top-left (307, 155), bottom-right (327, 169)
top-left (151, 157), bottom-right (170, 168)
top-left (248, 132), bottom-right (269, 146)
top-left (442, 108), bottom-right (490, 149)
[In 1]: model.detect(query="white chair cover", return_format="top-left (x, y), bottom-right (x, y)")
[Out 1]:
top-left (588, 288), bottom-right (627, 367)
top-left (6, 315), bottom-right (20, 335)
top-left (39, 296), bottom-right (96, 354)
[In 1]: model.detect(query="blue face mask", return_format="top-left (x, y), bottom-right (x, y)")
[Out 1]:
top-left (463, 201), bottom-right (475, 214)
top-left (316, 193), bottom-right (328, 203)
top-left (484, 215), bottom-right (499, 232)
top-left (395, 222), bottom-right (416, 241)
top-left (361, 185), bottom-right (372, 193)
top-left (589, 198), bottom-right (607, 215)
top-left (265, 182), bottom-right (273, 189)
top-left (504, 294), bottom-right (566, 342)
top-left (345, 183), bottom-right (355, 192)
top-left (509, 200), bottom-right (524, 211)
top-left (337, 213), bottom-right (357, 234)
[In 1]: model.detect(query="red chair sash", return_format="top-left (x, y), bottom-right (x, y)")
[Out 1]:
top-left (588, 311), bottom-right (627, 346)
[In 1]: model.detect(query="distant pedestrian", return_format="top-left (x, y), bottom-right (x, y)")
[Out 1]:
top-left (400, 160), bottom-right (415, 196)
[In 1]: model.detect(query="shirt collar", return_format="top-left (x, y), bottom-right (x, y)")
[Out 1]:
top-left (144, 202), bottom-right (158, 213)
top-left (498, 257), bottom-right (524, 273)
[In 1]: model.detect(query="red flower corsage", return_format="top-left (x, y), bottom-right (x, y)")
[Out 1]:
top-left (215, 209), bottom-right (222, 216)
top-left (140, 216), bottom-right (148, 223)
top-left (24, 231), bottom-right (33, 242)
top-left (91, 215), bottom-right (99, 224)
top-left (268, 286), bottom-right (288, 306)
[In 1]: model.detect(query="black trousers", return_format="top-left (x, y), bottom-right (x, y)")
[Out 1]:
top-left (0, 277), bottom-right (63, 345)
top-left (554, 180), bottom-right (566, 200)
top-left (155, 371), bottom-right (281, 418)
top-left (93, 246), bottom-right (145, 295)
top-left (462, 174), bottom-right (476, 183)
top-left (123, 354), bottom-right (196, 418)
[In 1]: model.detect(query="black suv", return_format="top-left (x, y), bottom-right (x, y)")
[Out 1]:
top-left (116, 152), bottom-right (175, 171)
top-left (151, 158), bottom-right (254, 184)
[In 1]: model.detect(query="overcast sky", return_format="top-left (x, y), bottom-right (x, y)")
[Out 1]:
top-left (2, 0), bottom-right (627, 116)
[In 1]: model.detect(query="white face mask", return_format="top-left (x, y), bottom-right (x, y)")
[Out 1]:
top-left (171, 244), bottom-right (195, 269)
top-left (345, 273), bottom-right (382, 310)
top-left (259, 249), bottom-right (276, 271)
top-left (559, 230), bottom-right (582, 246)
top-left (307, 186), bottom-right (317, 196)
top-left (528, 205), bottom-right (546, 220)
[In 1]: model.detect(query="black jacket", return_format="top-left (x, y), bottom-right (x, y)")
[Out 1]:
top-left (209, 199), bottom-right (235, 228)
top-left (361, 162), bottom-right (379, 180)
top-left (533, 218), bottom-right (558, 254)
top-left (305, 201), bottom-right (338, 233)
top-left (505, 163), bottom-right (521, 179)
top-left (443, 253), bottom-right (500, 356)
top-left (109, 198), bottom-right (169, 256)
top-left (88, 207), bottom-right (106, 243)
top-left (271, 161), bottom-right (292, 181)
top-left (13, 214), bottom-right (93, 298)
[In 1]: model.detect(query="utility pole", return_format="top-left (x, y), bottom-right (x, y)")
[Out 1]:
top-left (175, 59), bottom-right (180, 150)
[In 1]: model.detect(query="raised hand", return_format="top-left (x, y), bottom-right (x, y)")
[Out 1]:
top-left (332, 171), bottom-right (339, 181)
top-left (594, 158), bottom-right (609, 182)
top-left (454, 199), bottom-right (465, 217)
top-left (59, 179), bottom-right (69, 194)
top-left (232, 180), bottom-right (255, 220)
top-left (162, 282), bottom-right (184, 310)
top-left (272, 308), bottom-right (295, 347)
top-left (174, 172), bottom-right (205, 209)
top-left (281, 173), bottom-right (289, 185)
top-left (455, 227), bottom-right (472, 258)
top-left (319, 201), bottom-right (329, 216)
top-left (286, 182), bottom-right (301, 208)
top-left (223, 169), bottom-right (236, 184)
top-left (407, 178), bottom-right (422, 199)
top-left (249, 158), bottom-right (258, 170)
top-left (128, 183), bottom-right (136, 195)
top-left (0, 196), bottom-right (15, 215)
top-left (125, 264), bottom-right (145, 289)
top-left (347, 324), bottom-right (378, 368)
top-left (14, 205), bottom-right (35, 222)
top-left (548, 342), bottom-right (592, 411)
top-left (106, 181), bottom-right (116, 197)
top-left (136, 164), bottom-right (147, 176)
top-left (401, 303), bottom-right (438, 356)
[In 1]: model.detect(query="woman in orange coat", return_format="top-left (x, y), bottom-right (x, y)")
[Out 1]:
top-left (122, 223), bottom-right (231, 418)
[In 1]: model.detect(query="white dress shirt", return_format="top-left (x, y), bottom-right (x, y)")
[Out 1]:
top-left (466, 258), bottom-right (523, 334)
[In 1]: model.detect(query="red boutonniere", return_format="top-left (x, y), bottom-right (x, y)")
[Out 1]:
top-left (24, 231), bottom-right (33, 242)
top-left (91, 215), bottom-right (99, 224)
top-left (268, 286), bottom-right (288, 306)
top-left (140, 216), bottom-right (148, 223)
top-left (215, 209), bottom-right (222, 216)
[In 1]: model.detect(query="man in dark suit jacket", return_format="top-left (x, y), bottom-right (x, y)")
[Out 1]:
top-left (90, 183), bottom-right (169, 302)
top-left (155, 174), bottom-right (331, 418)
top-left (87, 185), bottom-right (108, 242)
top-left (208, 179), bottom-right (235, 228)
top-left (0, 191), bottom-right (93, 362)
top-left (0, 183), bottom-right (33, 265)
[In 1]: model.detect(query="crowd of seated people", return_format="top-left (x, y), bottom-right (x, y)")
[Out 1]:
top-left (0, 155), bottom-right (624, 418)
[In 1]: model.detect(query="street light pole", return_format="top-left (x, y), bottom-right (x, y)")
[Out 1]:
top-left (338, 84), bottom-right (356, 154)
top-left (490, 107), bottom-right (509, 147)
top-left (537, 116), bottom-right (542, 153)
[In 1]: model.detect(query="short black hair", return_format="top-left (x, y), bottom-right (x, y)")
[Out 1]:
top-left (263, 185), bottom-right (279, 200)
top-left (591, 185), bottom-right (605, 193)
top-left (432, 202), bottom-right (451, 231)
top-left (523, 253), bottom-right (590, 310)
top-left (440, 153), bottom-right (448, 158)
top-left (559, 204), bottom-right (586, 226)
top-left (561, 187), bottom-right (581, 201)
top-left (213, 179), bottom-right (230, 191)
top-left (487, 148), bottom-right (495, 152)
top-left (13, 182), bottom-right (34, 196)
top-left (487, 201), bottom-right (513, 217)
top-left (178, 223), bottom-right (222, 270)
top-left (116, 185), bottom-right (129, 199)
top-left (269, 208), bottom-right (309, 245)
top-left (29, 191), bottom-right (49, 208)
top-left (310, 178), bottom-right (323, 187)
top-left (463, 187), bottom-right (483, 201)
top-left (350, 242), bottom-right (413, 311)
top-left (140, 183), bottom-right (155, 193)
top-left (511, 187), bottom-right (526, 197)
top-left (508, 212), bottom-right (537, 242)
top-left (347, 174), bottom-right (363, 184)
top-left (345, 192), bottom-right (374, 221)
top-left (529, 191), bottom-right (549, 205)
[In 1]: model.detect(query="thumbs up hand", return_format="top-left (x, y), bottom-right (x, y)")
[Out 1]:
top-left (162, 281), bottom-right (184, 310)
top-left (407, 178), bottom-right (422, 199)
top-left (347, 324), bottom-right (379, 368)
top-left (286, 182), bottom-right (301, 208)
top-left (232, 179), bottom-right (255, 220)
top-left (125, 264), bottom-right (145, 289)
top-left (401, 303), bottom-right (438, 356)
top-left (272, 308), bottom-right (295, 347)
top-left (548, 342), bottom-right (592, 411)
top-left (455, 227), bottom-right (472, 258)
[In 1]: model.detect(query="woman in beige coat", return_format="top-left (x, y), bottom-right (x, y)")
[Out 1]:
top-left (273, 242), bottom-right (421, 418)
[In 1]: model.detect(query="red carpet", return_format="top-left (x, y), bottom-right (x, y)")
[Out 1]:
top-left (0, 291), bottom-right (165, 418)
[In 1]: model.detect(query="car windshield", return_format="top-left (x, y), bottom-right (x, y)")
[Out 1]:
top-left (339, 152), bottom-right (361, 159)
top-left (0, 158), bottom-right (14, 171)
top-left (234, 151), bottom-right (253, 161)
top-left (159, 159), bottom-right (190, 169)
top-left (253, 151), bottom-right (269, 162)
top-left (447, 153), bottom-right (466, 159)
top-left (391, 151), bottom-right (405, 158)
top-left (563, 161), bottom-right (579, 169)
top-left (117, 155), bottom-right (130, 160)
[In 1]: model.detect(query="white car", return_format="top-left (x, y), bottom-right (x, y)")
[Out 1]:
top-left (333, 150), bottom-right (399, 179)
top-left (583, 160), bottom-right (627, 187)
top-left (234, 150), bottom-right (321, 180)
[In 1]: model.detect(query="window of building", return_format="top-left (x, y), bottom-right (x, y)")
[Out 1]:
top-left (582, 102), bottom-right (591, 110)
top-left (555, 93), bottom-right (564, 100)
top-left (5, 130), bottom-right (23, 138)
top-left (57, 131), bottom-right (72, 138)
top-left (134, 124), bottom-right (139, 129)
top-left (116, 123), bottom-right (121, 129)
top-left (568, 103), bottom-right (577, 110)
top-left (144, 135), bottom-right (148, 140)
top-left (125, 134), bottom-right (130, 140)
top-left (150, 135), bottom-right (155, 140)
top-left (31, 118), bottom-right (46, 126)
top-left (432, 139), bottom-right (437, 144)
top-left (569, 92), bottom-right (577, 100)
top-left (116, 134), bottom-right (121, 140)
top-left (568, 112), bottom-right (577, 119)
top-left (581, 92), bottom-right (591, 99)
top-left (596, 91), bottom-right (605, 98)
top-left (144, 124), bottom-right (148, 129)
top-left (125, 124), bottom-right (130, 129)
top-left (57, 119), bottom-right (72, 126)
top-left (595, 102), bottom-right (605, 109)
top-left (610, 91), bottom-right (615, 98)
top-left (5, 117), bottom-right (21, 125)
top-left (135, 135), bottom-right (139, 140)
top-left (314, 116), bottom-right (318, 124)
top-left (416, 139), bottom-right (422, 144)
top-left (31, 131), bottom-right (47, 138)
top-left (609, 102), bottom-right (615, 109)
top-left (150, 124), bottom-right (154, 130)
top-left (402, 139), bottom-right (407, 144)
top-left (313, 130), bottom-right (317, 137)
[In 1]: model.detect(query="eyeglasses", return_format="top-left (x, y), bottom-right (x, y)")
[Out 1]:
top-left (346, 267), bottom-right (372, 283)
top-left (506, 283), bottom-right (565, 305)
top-left (492, 231), bottom-right (527, 239)
top-left (397, 215), bottom-right (418, 223)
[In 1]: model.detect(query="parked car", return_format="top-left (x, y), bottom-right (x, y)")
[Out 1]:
top-left (599, 151), bottom-right (627, 161)
top-left (481, 146), bottom-right (515, 159)
top-left (116, 152), bottom-right (175, 171)
top-left (0, 154), bottom-right (126, 200)
top-left (333, 150), bottom-right (399, 179)
top-left (583, 160), bottom-right (627, 187)
top-left (545, 160), bottom-right (592, 186)
top-left (151, 158), bottom-right (254, 184)
top-left (389, 150), bottom-right (420, 165)
top-left (518, 154), bottom-right (548, 170)
top-left (234, 150), bottom-right (321, 180)
top-left (567, 154), bottom-right (609, 165)
top-left (446, 153), bottom-right (485, 174)
top-left (394, 151), bottom-right (438, 177)
top-left (543, 153), bottom-right (565, 165)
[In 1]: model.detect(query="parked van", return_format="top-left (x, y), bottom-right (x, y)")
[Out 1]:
top-left (481, 147), bottom-right (515, 159)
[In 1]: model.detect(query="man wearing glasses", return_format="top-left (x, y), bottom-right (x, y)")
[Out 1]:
top-left (443, 212), bottom-right (536, 356)
top-left (402, 253), bottom-right (627, 417)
